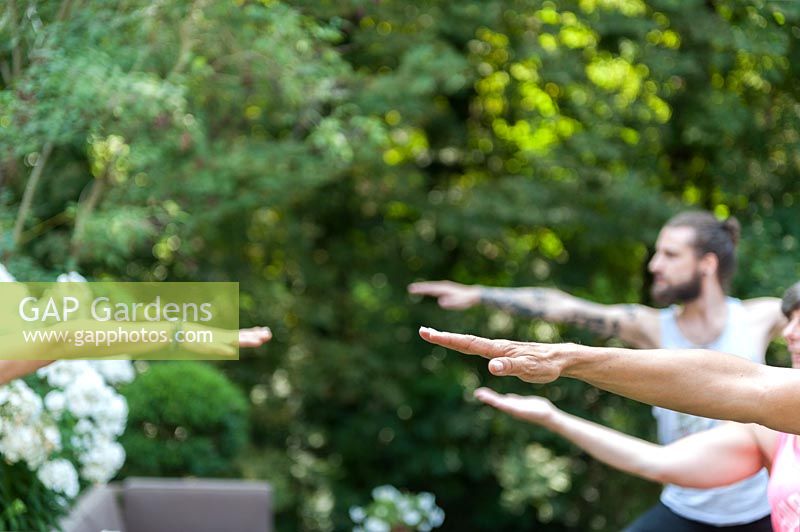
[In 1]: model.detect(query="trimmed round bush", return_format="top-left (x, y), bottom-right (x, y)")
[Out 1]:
top-left (118, 361), bottom-right (249, 478)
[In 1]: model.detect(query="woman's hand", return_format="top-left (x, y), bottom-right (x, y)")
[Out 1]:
top-left (181, 324), bottom-right (272, 356)
top-left (474, 387), bottom-right (557, 426)
top-left (238, 326), bottom-right (272, 347)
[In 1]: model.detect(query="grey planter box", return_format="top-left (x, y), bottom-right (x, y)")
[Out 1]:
top-left (60, 477), bottom-right (273, 532)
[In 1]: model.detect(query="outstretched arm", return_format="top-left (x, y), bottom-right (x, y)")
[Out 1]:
top-left (419, 327), bottom-right (800, 435)
top-left (0, 323), bottom-right (272, 384)
top-left (408, 281), bottom-right (659, 348)
top-left (0, 360), bottom-right (52, 384)
top-left (474, 388), bottom-right (769, 489)
top-left (9, 320), bottom-right (272, 359)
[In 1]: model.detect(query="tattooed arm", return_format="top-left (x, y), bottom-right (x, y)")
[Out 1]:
top-left (480, 287), bottom-right (659, 348)
top-left (408, 281), bottom-right (659, 348)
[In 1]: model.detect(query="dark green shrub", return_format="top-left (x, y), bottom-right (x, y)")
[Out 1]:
top-left (118, 361), bottom-right (249, 478)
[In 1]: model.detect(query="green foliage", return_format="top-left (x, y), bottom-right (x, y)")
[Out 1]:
top-left (118, 362), bottom-right (249, 478)
top-left (3, 0), bottom-right (800, 531)
top-left (0, 462), bottom-right (66, 532)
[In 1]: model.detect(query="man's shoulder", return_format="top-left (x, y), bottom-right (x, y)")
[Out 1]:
top-left (740, 296), bottom-right (781, 313)
top-left (739, 297), bottom-right (785, 331)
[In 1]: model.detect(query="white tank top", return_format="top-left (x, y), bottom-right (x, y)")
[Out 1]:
top-left (654, 297), bottom-right (772, 525)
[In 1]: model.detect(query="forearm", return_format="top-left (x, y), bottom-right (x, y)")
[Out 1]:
top-left (545, 410), bottom-right (665, 483)
top-left (479, 287), bottom-right (553, 318)
top-left (51, 319), bottom-right (182, 358)
top-left (480, 287), bottom-right (587, 320)
top-left (548, 410), bottom-right (765, 488)
top-left (0, 323), bottom-right (178, 383)
top-left (479, 287), bottom-right (622, 336)
top-left (561, 346), bottom-right (800, 433)
top-left (0, 360), bottom-right (51, 385)
top-left (1, 319), bottom-right (178, 360)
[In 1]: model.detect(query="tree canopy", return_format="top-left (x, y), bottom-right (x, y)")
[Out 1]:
top-left (2, 1), bottom-right (799, 530)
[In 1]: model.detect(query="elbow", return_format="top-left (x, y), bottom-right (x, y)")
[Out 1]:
top-left (637, 450), bottom-right (703, 489)
top-left (650, 465), bottom-right (685, 486)
top-left (640, 458), bottom-right (671, 485)
top-left (642, 449), bottom-right (712, 489)
top-left (631, 448), bottom-right (671, 485)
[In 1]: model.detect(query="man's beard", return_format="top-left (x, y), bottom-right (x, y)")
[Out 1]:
top-left (651, 271), bottom-right (703, 305)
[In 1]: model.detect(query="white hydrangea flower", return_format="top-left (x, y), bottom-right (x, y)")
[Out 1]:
top-left (94, 394), bottom-right (128, 438)
top-left (74, 418), bottom-right (94, 436)
top-left (349, 506), bottom-right (366, 523)
top-left (396, 497), bottom-right (411, 513)
top-left (417, 492), bottom-right (436, 513)
top-left (372, 485), bottom-right (401, 503)
top-left (354, 486), bottom-right (445, 531)
top-left (79, 438), bottom-right (125, 483)
top-left (2, 381), bottom-right (44, 422)
top-left (89, 360), bottom-right (136, 385)
top-left (56, 271), bottom-right (88, 283)
top-left (44, 390), bottom-right (66, 418)
top-left (429, 508), bottom-right (445, 527)
top-left (402, 509), bottom-right (421, 526)
top-left (363, 517), bottom-right (390, 532)
top-left (63, 368), bottom-right (113, 418)
top-left (42, 423), bottom-right (62, 452)
top-left (0, 264), bottom-right (15, 282)
top-left (37, 360), bottom-right (95, 389)
top-left (37, 459), bottom-right (79, 498)
top-left (0, 425), bottom-right (48, 468)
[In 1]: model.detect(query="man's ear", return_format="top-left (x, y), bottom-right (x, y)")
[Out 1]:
top-left (699, 252), bottom-right (719, 277)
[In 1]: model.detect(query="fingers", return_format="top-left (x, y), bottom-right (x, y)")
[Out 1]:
top-left (474, 388), bottom-right (521, 416)
top-left (438, 296), bottom-right (466, 309)
top-left (252, 326), bottom-right (272, 343)
top-left (474, 386), bottom-right (500, 399)
top-left (421, 330), bottom-right (559, 383)
top-left (474, 387), bottom-right (505, 407)
top-left (419, 327), bottom-right (507, 359)
top-left (488, 356), bottom-right (524, 376)
top-left (407, 281), bottom-right (453, 296)
top-left (237, 326), bottom-right (272, 347)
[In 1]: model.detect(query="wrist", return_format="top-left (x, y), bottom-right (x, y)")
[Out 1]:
top-left (540, 407), bottom-right (565, 431)
top-left (477, 286), bottom-right (494, 302)
top-left (559, 342), bottom-right (596, 379)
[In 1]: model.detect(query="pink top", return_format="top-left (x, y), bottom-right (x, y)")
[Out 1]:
top-left (769, 432), bottom-right (800, 532)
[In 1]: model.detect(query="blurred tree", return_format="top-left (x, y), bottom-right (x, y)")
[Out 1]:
top-left (2, 1), bottom-right (800, 531)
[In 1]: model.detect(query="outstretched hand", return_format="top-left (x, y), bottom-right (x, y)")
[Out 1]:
top-left (474, 387), bottom-right (557, 426)
top-left (239, 326), bottom-right (272, 347)
top-left (407, 280), bottom-right (481, 310)
top-left (419, 326), bottom-right (569, 384)
top-left (182, 325), bottom-right (272, 356)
